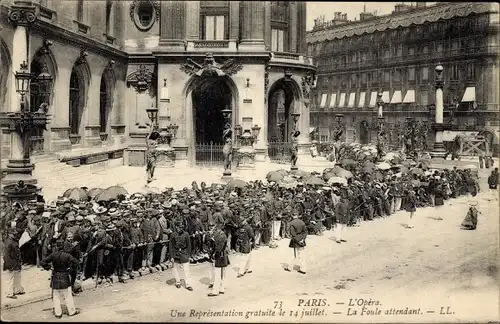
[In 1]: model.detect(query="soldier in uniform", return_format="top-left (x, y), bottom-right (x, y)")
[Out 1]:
top-left (40, 239), bottom-right (81, 318)
top-left (284, 211), bottom-right (307, 274)
top-left (237, 218), bottom-right (254, 278)
top-left (208, 224), bottom-right (229, 297)
top-left (169, 219), bottom-right (193, 291)
top-left (334, 191), bottom-right (350, 244)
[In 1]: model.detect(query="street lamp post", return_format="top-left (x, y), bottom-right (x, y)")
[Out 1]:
top-left (236, 124), bottom-right (261, 169)
top-left (290, 112), bottom-right (301, 171)
top-left (430, 64), bottom-right (447, 159)
top-left (221, 108), bottom-right (233, 178)
top-left (1, 61), bottom-right (52, 203)
top-left (376, 92), bottom-right (385, 161)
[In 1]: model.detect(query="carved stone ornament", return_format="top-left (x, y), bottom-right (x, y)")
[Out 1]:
top-left (264, 65), bottom-right (270, 104)
top-left (2, 180), bottom-right (39, 201)
top-left (39, 40), bottom-right (53, 56)
top-left (8, 4), bottom-right (37, 26)
top-left (180, 53), bottom-right (243, 77)
top-left (301, 71), bottom-right (316, 99)
top-left (284, 68), bottom-right (293, 81)
top-left (127, 64), bottom-right (155, 93)
top-left (76, 51), bottom-right (88, 65)
top-left (129, 0), bottom-right (160, 22)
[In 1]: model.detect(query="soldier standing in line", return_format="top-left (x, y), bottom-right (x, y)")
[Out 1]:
top-left (237, 217), bottom-right (254, 278)
top-left (208, 224), bottom-right (229, 297)
top-left (284, 211), bottom-right (307, 274)
top-left (40, 239), bottom-right (81, 318)
top-left (169, 219), bottom-right (193, 291)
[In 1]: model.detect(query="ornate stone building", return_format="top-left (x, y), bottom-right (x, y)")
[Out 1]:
top-left (0, 0), bottom-right (315, 166)
top-left (307, 2), bottom-right (499, 152)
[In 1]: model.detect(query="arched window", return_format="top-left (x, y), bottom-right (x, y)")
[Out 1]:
top-left (69, 69), bottom-right (83, 140)
top-left (29, 59), bottom-right (48, 154)
top-left (99, 76), bottom-right (109, 134)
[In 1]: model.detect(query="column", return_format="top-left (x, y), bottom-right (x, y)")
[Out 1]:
top-left (185, 1), bottom-right (200, 40)
top-left (296, 2), bottom-right (307, 54)
top-left (430, 65), bottom-right (446, 159)
top-left (289, 2), bottom-right (297, 53)
top-left (263, 2), bottom-right (271, 51)
top-left (229, 1), bottom-right (239, 41)
top-left (239, 1), bottom-right (265, 51)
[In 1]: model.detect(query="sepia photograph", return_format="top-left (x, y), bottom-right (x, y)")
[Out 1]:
top-left (0, 0), bottom-right (498, 322)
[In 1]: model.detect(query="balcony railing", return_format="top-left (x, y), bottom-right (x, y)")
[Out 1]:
top-left (193, 40), bottom-right (230, 48)
top-left (270, 52), bottom-right (315, 66)
top-left (273, 52), bottom-right (300, 60)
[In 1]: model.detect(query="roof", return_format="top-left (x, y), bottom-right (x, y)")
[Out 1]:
top-left (307, 2), bottom-right (495, 43)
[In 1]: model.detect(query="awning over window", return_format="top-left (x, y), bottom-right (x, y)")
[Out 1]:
top-left (339, 93), bottom-right (346, 107)
top-left (402, 90), bottom-right (415, 103)
top-left (390, 90), bottom-right (402, 103)
top-left (369, 91), bottom-right (378, 107)
top-left (462, 87), bottom-right (476, 102)
top-left (347, 92), bottom-right (356, 108)
top-left (319, 93), bottom-right (328, 108)
top-left (382, 91), bottom-right (390, 103)
top-left (329, 93), bottom-right (337, 108)
top-left (358, 92), bottom-right (366, 108)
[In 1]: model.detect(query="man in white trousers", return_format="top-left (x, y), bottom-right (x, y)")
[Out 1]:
top-left (40, 240), bottom-right (80, 319)
top-left (334, 193), bottom-right (349, 244)
top-left (284, 212), bottom-right (307, 274)
top-left (3, 229), bottom-right (24, 299)
top-left (208, 225), bottom-right (229, 297)
top-left (237, 219), bottom-right (254, 278)
top-left (169, 222), bottom-right (193, 291)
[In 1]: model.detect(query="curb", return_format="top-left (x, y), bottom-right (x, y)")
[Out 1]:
top-left (1, 266), bottom-right (162, 310)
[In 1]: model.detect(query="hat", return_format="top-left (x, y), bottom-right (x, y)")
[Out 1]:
top-left (322, 186), bottom-right (332, 191)
top-left (162, 202), bottom-right (172, 209)
top-left (106, 224), bottom-right (116, 231)
top-left (95, 206), bottom-right (107, 214)
top-left (42, 211), bottom-right (51, 218)
top-left (67, 214), bottom-right (75, 222)
top-left (171, 199), bottom-right (178, 205)
top-left (151, 210), bottom-right (160, 217)
top-left (47, 201), bottom-right (57, 210)
top-left (76, 215), bottom-right (84, 221)
top-left (182, 209), bottom-right (190, 214)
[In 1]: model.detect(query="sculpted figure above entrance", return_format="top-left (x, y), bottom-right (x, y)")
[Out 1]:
top-left (179, 53), bottom-right (243, 78)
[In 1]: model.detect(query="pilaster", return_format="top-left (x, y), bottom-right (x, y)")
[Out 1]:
top-left (289, 2), bottom-right (297, 52)
top-left (239, 1), bottom-right (265, 51)
top-left (263, 2), bottom-right (272, 51)
top-left (159, 1), bottom-right (186, 49)
top-left (185, 1), bottom-right (200, 40)
top-left (229, 1), bottom-right (239, 41)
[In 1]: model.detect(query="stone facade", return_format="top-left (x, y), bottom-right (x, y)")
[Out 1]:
top-left (0, 0), bottom-right (316, 166)
top-left (307, 2), bottom-right (499, 151)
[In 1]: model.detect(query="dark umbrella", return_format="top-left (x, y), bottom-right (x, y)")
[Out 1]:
top-left (305, 177), bottom-right (325, 186)
top-left (332, 165), bottom-right (353, 179)
top-left (226, 179), bottom-right (248, 189)
top-left (63, 188), bottom-right (88, 201)
top-left (266, 171), bottom-right (285, 182)
top-left (291, 170), bottom-right (311, 179)
top-left (340, 159), bottom-right (357, 167)
top-left (410, 168), bottom-right (424, 175)
top-left (95, 185), bottom-right (128, 202)
top-left (88, 188), bottom-right (104, 199)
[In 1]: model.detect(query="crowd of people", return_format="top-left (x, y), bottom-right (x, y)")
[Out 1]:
top-left (2, 163), bottom-right (496, 318)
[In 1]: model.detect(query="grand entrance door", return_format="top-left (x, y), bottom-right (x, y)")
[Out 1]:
top-left (192, 77), bottom-right (233, 166)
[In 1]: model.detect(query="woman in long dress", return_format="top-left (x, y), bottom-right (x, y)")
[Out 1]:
top-left (461, 201), bottom-right (479, 230)
top-left (404, 190), bottom-right (417, 229)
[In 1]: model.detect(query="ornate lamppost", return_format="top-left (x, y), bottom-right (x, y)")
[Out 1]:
top-left (290, 112), bottom-right (301, 171)
top-left (1, 61), bottom-right (52, 203)
top-left (404, 117), bottom-right (418, 159)
top-left (376, 92), bottom-right (386, 161)
top-left (430, 64), bottom-right (447, 159)
top-left (221, 108), bottom-right (233, 178)
top-left (154, 122), bottom-right (178, 167)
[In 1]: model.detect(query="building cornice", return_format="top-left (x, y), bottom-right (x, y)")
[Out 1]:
top-left (307, 2), bottom-right (495, 43)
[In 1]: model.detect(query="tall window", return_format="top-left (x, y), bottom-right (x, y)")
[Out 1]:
top-left (466, 62), bottom-right (475, 80)
top-left (420, 90), bottom-right (428, 106)
top-left (271, 1), bottom-right (289, 52)
top-left (200, 1), bottom-right (229, 40)
top-left (204, 16), bottom-right (226, 40)
top-left (77, 0), bottom-right (84, 22)
top-left (272, 28), bottom-right (285, 52)
top-left (384, 70), bottom-right (390, 83)
top-left (408, 67), bottom-right (415, 81)
top-left (451, 64), bottom-right (459, 80)
top-left (421, 67), bottom-right (429, 81)
top-left (394, 68), bottom-right (401, 82)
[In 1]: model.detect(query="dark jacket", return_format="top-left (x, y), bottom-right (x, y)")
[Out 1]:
top-left (41, 250), bottom-right (80, 290)
top-left (130, 226), bottom-right (144, 245)
top-left (335, 200), bottom-right (350, 224)
top-left (404, 192), bottom-right (418, 212)
top-left (140, 218), bottom-right (156, 242)
top-left (3, 237), bottom-right (21, 271)
top-left (211, 229), bottom-right (229, 268)
top-left (169, 231), bottom-right (191, 263)
top-left (237, 224), bottom-right (254, 254)
top-left (288, 218), bottom-right (307, 248)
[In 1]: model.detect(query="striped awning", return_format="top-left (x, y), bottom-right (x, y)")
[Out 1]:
top-left (319, 93), bottom-right (328, 108)
top-left (462, 87), bottom-right (476, 102)
top-left (390, 90), bottom-right (402, 104)
top-left (382, 91), bottom-right (390, 103)
top-left (403, 90), bottom-right (415, 103)
top-left (329, 93), bottom-right (337, 108)
top-left (358, 92), bottom-right (366, 108)
top-left (369, 91), bottom-right (378, 107)
top-left (339, 93), bottom-right (346, 107)
top-left (347, 92), bottom-right (356, 108)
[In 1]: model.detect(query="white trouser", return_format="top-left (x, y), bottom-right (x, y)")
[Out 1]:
top-left (226, 233), bottom-right (232, 250)
top-left (286, 247), bottom-right (306, 272)
top-left (408, 211), bottom-right (414, 227)
top-left (173, 262), bottom-right (191, 287)
top-left (6, 270), bottom-right (23, 296)
top-left (53, 287), bottom-right (76, 316)
top-left (272, 220), bottom-right (282, 240)
top-left (238, 252), bottom-right (252, 275)
top-left (210, 264), bottom-right (225, 294)
top-left (335, 223), bottom-right (346, 241)
top-left (254, 230), bottom-right (261, 245)
top-left (394, 198), bottom-right (402, 212)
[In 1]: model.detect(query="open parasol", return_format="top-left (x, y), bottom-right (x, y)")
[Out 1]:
top-left (376, 162), bottom-right (392, 170)
top-left (226, 179), bottom-right (249, 189)
top-left (87, 188), bottom-right (104, 199)
top-left (327, 176), bottom-right (347, 186)
top-left (95, 185), bottom-right (128, 202)
top-left (63, 187), bottom-right (88, 201)
top-left (305, 176), bottom-right (326, 186)
top-left (266, 171), bottom-right (285, 182)
top-left (290, 169), bottom-right (311, 179)
top-left (410, 168), bottom-right (424, 175)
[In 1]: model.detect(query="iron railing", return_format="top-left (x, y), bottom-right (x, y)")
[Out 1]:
top-left (268, 141), bottom-right (291, 164)
top-left (193, 142), bottom-right (225, 167)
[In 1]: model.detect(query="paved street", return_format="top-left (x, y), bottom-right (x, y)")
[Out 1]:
top-left (2, 185), bottom-right (498, 322)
